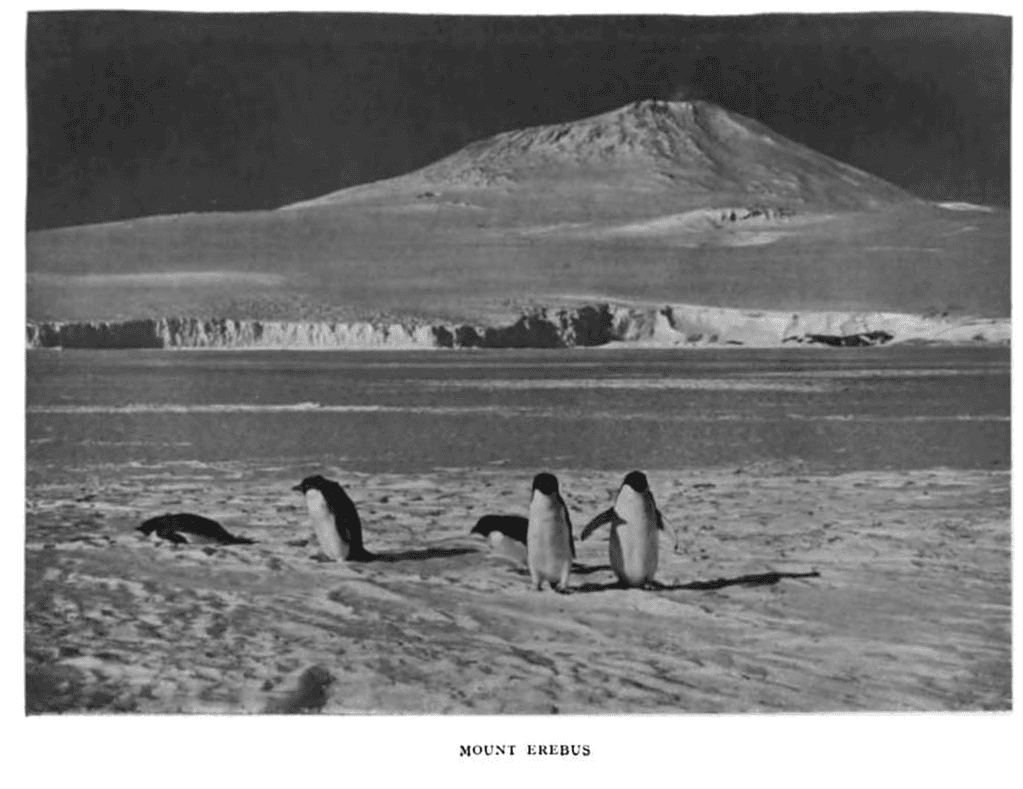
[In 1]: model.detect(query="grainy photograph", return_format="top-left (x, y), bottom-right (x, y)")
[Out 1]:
top-left (24, 7), bottom-right (1010, 722)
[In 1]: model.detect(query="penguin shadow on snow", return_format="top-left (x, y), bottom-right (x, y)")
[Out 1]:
top-left (679, 570), bottom-right (821, 590)
top-left (298, 544), bottom-right (479, 564)
top-left (572, 570), bottom-right (822, 593)
top-left (570, 562), bottom-right (614, 576)
top-left (363, 546), bottom-right (479, 563)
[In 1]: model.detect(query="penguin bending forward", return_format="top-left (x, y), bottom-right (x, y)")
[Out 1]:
top-left (137, 513), bottom-right (254, 546)
top-left (526, 473), bottom-right (575, 592)
top-left (580, 471), bottom-right (667, 587)
top-left (292, 475), bottom-right (371, 561)
top-left (470, 515), bottom-right (529, 564)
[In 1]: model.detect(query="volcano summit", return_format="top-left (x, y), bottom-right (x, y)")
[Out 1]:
top-left (290, 100), bottom-right (915, 212)
top-left (27, 100), bottom-right (1008, 348)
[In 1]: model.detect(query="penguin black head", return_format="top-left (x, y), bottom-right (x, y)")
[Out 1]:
top-left (471, 514), bottom-right (529, 544)
top-left (532, 472), bottom-right (560, 496)
top-left (292, 475), bottom-right (332, 494)
top-left (623, 471), bottom-right (649, 493)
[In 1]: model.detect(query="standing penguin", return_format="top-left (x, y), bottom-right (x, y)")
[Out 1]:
top-left (292, 475), bottom-right (371, 561)
top-left (580, 471), bottom-right (668, 588)
top-left (526, 473), bottom-right (575, 592)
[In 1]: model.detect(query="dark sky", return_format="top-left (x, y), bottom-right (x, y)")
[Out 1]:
top-left (26, 11), bottom-right (1011, 230)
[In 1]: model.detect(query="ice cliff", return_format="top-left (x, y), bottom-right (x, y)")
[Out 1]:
top-left (25, 304), bottom-right (1008, 350)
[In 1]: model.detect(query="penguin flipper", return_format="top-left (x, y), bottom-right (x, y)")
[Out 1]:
top-left (656, 510), bottom-right (679, 552)
top-left (338, 498), bottom-right (366, 557)
top-left (344, 506), bottom-right (368, 560)
top-left (566, 509), bottom-right (576, 559)
top-left (580, 508), bottom-right (622, 541)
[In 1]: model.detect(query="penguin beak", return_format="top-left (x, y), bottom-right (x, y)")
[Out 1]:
top-left (291, 483), bottom-right (304, 493)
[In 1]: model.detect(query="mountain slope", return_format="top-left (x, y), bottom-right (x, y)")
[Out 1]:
top-left (288, 100), bottom-right (916, 212)
top-left (26, 100), bottom-right (1008, 339)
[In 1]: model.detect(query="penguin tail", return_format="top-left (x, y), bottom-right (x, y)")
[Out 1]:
top-left (229, 536), bottom-right (257, 545)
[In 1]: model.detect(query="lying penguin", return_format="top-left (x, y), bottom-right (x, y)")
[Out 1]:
top-left (470, 514), bottom-right (529, 564)
top-left (137, 513), bottom-right (255, 546)
top-left (580, 471), bottom-right (674, 588)
top-left (292, 475), bottom-right (371, 561)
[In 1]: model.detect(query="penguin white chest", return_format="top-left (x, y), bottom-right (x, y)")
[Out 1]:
top-left (304, 489), bottom-right (349, 560)
top-left (527, 495), bottom-right (573, 584)
top-left (609, 489), bottom-right (659, 585)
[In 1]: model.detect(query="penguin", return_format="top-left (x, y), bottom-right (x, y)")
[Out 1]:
top-left (580, 471), bottom-right (668, 588)
top-left (470, 514), bottom-right (529, 564)
top-left (292, 475), bottom-right (371, 561)
top-left (137, 513), bottom-right (255, 546)
top-left (526, 473), bottom-right (575, 592)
